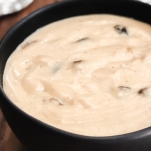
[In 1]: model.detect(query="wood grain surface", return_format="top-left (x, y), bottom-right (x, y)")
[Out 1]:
top-left (0, 0), bottom-right (61, 150)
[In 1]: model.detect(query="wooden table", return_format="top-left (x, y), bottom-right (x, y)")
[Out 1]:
top-left (0, 0), bottom-right (61, 150)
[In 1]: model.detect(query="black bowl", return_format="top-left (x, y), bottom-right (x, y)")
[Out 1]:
top-left (1, 0), bottom-right (151, 151)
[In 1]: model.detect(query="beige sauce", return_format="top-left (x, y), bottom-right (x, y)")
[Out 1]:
top-left (3, 15), bottom-right (151, 136)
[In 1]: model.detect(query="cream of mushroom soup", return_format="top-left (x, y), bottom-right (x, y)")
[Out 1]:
top-left (3, 15), bottom-right (151, 136)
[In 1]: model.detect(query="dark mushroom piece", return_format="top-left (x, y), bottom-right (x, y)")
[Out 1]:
top-left (73, 60), bottom-right (84, 64)
top-left (114, 25), bottom-right (128, 35)
top-left (138, 87), bottom-right (150, 97)
top-left (75, 37), bottom-right (89, 43)
top-left (69, 60), bottom-right (85, 72)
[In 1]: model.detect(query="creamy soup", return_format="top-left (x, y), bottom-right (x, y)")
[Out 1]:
top-left (3, 15), bottom-right (151, 136)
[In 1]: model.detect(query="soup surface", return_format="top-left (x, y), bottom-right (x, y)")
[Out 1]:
top-left (3, 15), bottom-right (151, 136)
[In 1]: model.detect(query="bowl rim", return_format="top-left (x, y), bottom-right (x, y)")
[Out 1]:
top-left (0, 0), bottom-right (151, 141)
